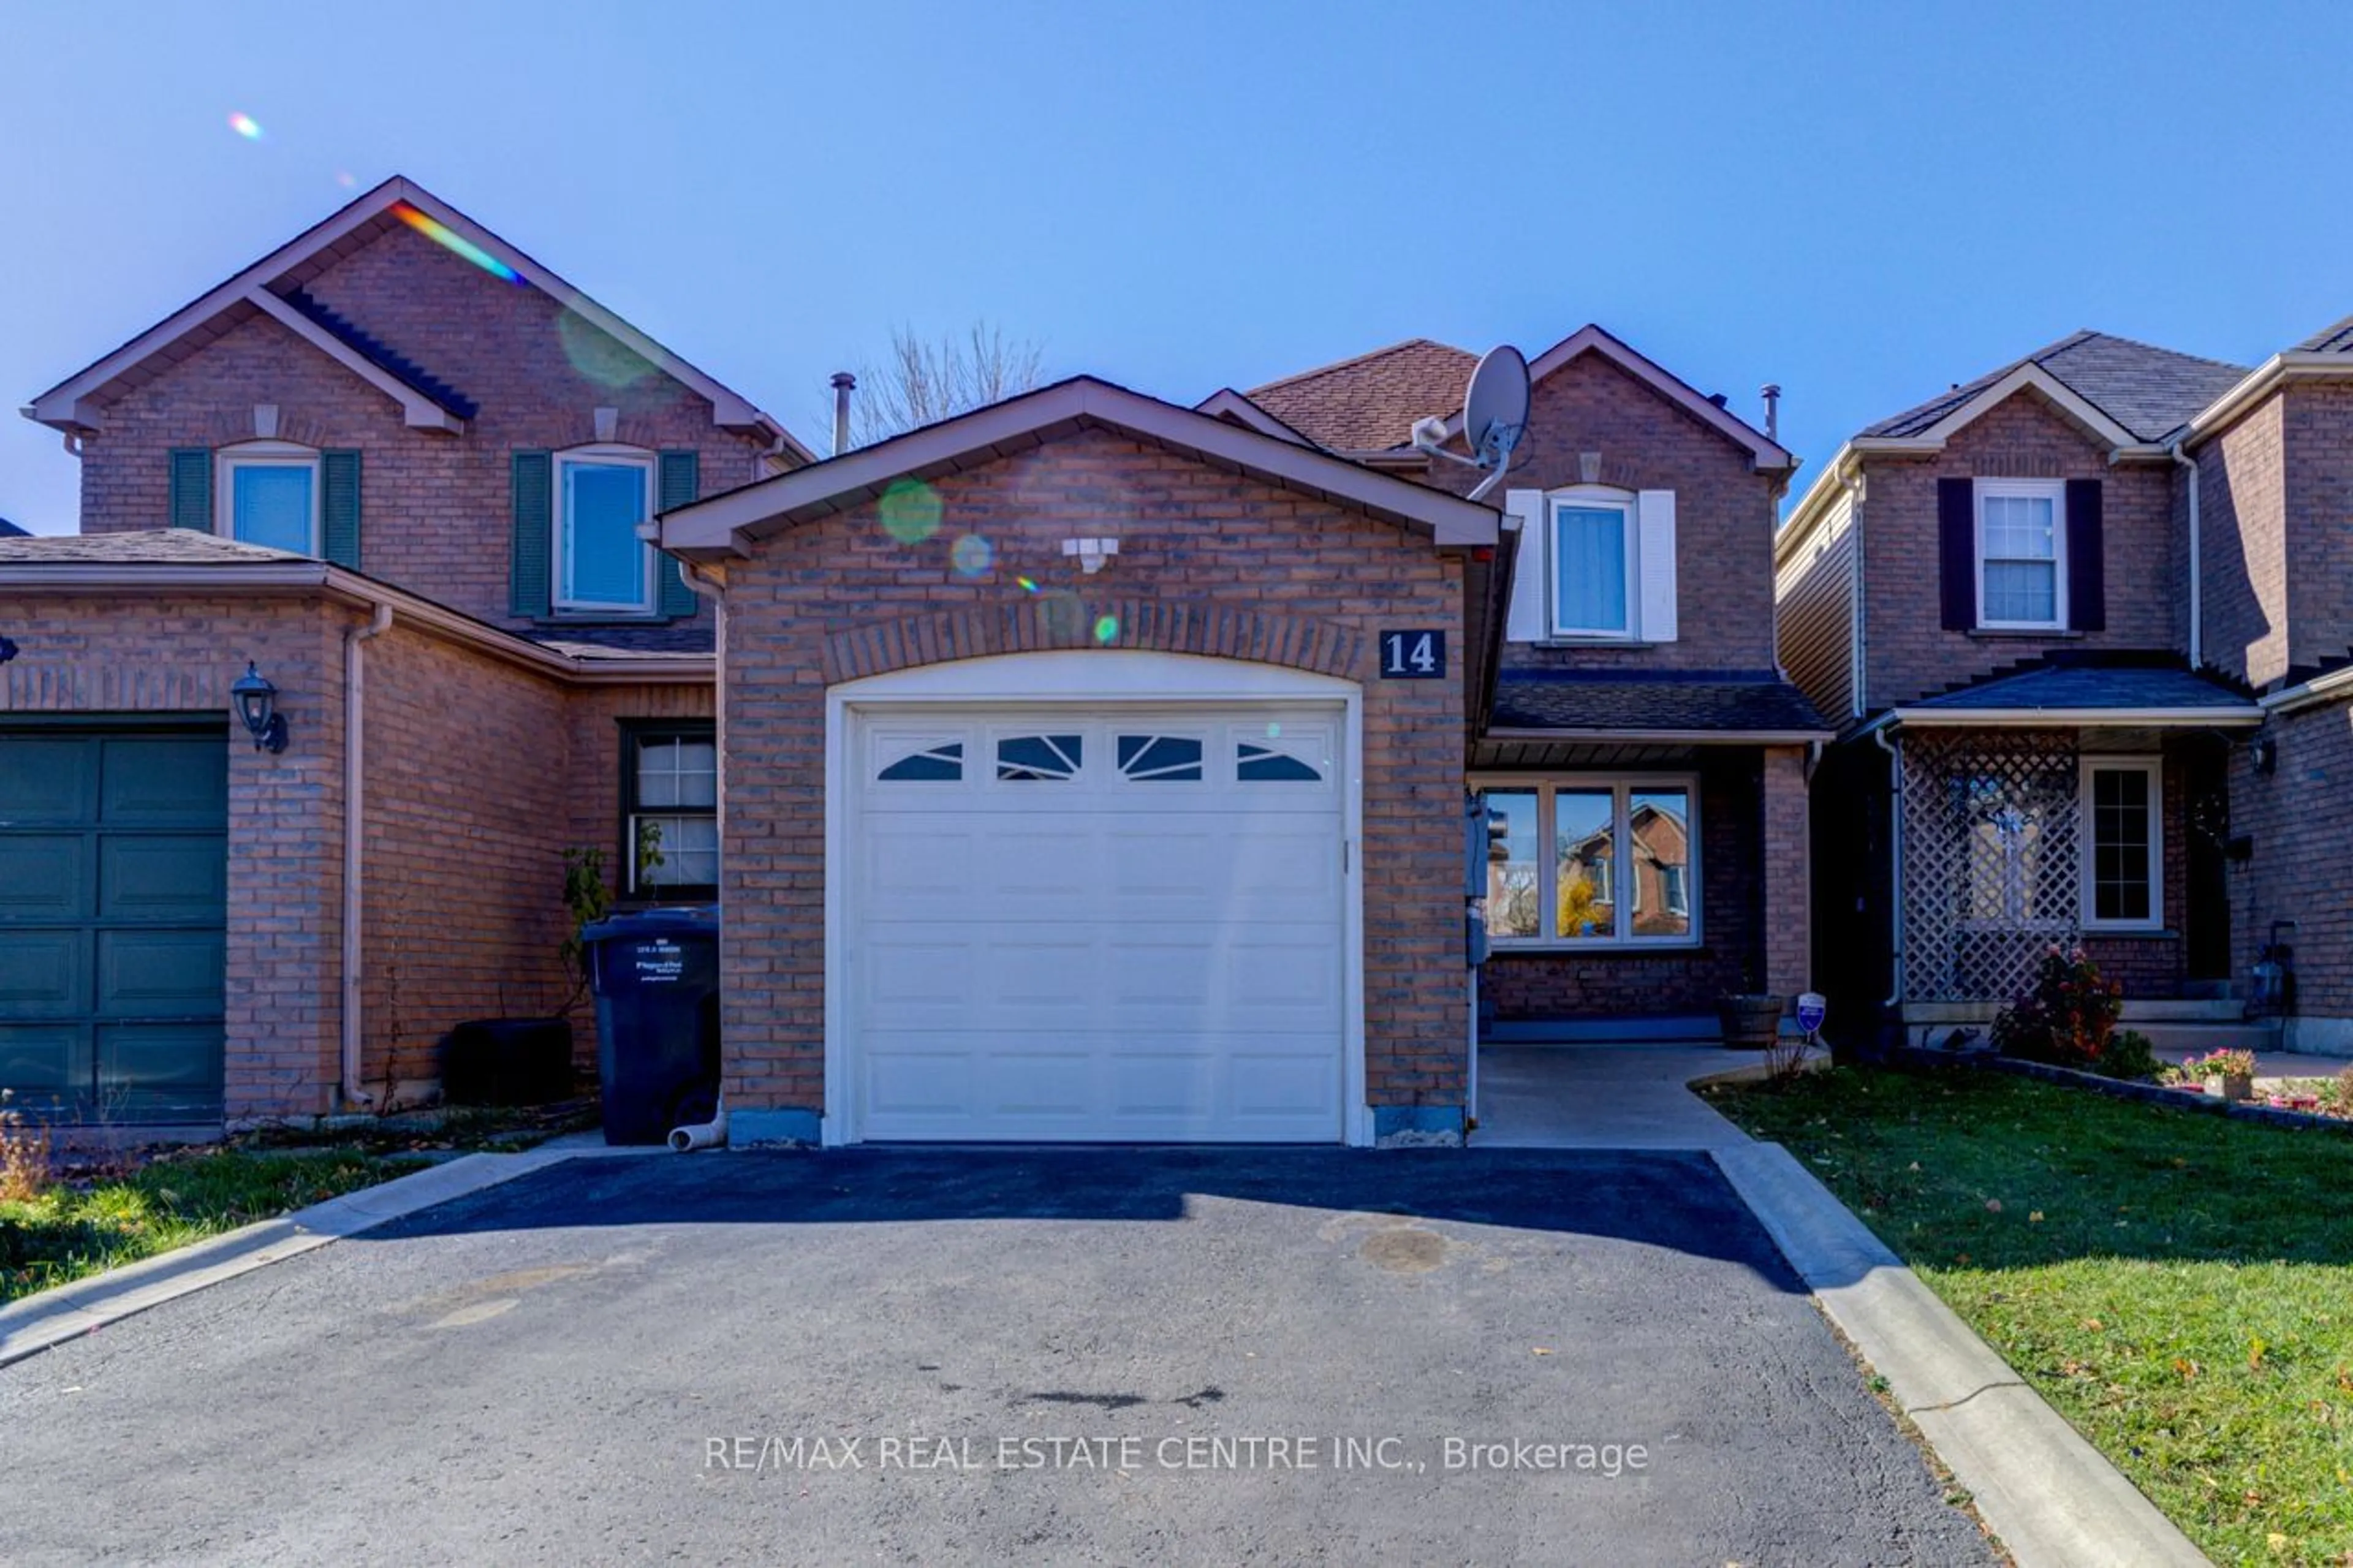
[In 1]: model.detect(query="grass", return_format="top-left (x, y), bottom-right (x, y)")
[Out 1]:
top-left (1705, 1065), bottom-right (2353, 1567)
top-left (0, 1147), bottom-right (428, 1307)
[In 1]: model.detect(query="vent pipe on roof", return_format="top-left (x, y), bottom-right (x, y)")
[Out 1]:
top-left (1760, 384), bottom-right (1782, 444)
top-left (830, 371), bottom-right (856, 456)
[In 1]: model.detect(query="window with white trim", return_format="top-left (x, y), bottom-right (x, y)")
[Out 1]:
top-left (1977, 479), bottom-right (2067, 630)
top-left (217, 442), bottom-right (320, 555)
top-left (555, 447), bottom-right (656, 613)
top-left (2081, 757), bottom-right (2160, 930)
top-left (1479, 779), bottom-right (1698, 946)
top-left (1550, 492), bottom-right (1636, 638)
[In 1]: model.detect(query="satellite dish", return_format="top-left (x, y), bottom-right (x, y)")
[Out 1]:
top-left (1411, 344), bottom-right (1530, 501)
top-left (1463, 345), bottom-right (1531, 469)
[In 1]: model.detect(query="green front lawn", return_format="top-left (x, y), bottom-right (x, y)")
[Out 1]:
top-left (1706, 1067), bottom-right (2353, 1566)
top-left (1, 1149), bottom-right (427, 1306)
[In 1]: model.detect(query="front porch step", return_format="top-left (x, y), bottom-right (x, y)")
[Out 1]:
top-left (2121, 999), bottom-right (2249, 1023)
top-left (2132, 1020), bottom-right (2283, 1055)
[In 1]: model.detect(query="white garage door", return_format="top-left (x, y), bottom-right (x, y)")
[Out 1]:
top-left (845, 701), bottom-right (1347, 1142)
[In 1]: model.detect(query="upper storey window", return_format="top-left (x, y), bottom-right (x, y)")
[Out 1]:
top-left (555, 447), bottom-right (655, 614)
top-left (1552, 496), bottom-right (1635, 638)
top-left (1504, 486), bottom-right (1678, 645)
top-left (1976, 479), bottom-right (2067, 630)
top-left (217, 442), bottom-right (320, 555)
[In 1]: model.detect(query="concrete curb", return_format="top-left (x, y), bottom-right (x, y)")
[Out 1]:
top-left (0, 1146), bottom-right (604, 1369)
top-left (1711, 1142), bottom-right (2211, 1568)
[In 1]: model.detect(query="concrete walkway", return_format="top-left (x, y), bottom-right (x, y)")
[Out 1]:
top-left (1472, 1043), bottom-right (1764, 1148)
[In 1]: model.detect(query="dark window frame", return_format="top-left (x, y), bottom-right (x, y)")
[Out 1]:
top-left (619, 718), bottom-right (718, 902)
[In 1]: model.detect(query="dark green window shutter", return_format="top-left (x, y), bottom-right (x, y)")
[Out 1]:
top-left (321, 450), bottom-right (362, 567)
top-left (168, 449), bottom-right (211, 531)
top-left (510, 450), bottom-right (553, 617)
top-left (656, 449), bottom-right (700, 619)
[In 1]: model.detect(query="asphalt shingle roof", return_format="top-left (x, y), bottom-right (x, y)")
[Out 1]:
top-left (1908, 661), bottom-right (2254, 713)
top-left (1864, 330), bottom-right (2248, 445)
top-left (0, 529), bottom-right (306, 566)
top-left (1490, 668), bottom-right (1833, 735)
top-left (2295, 314), bottom-right (2353, 354)
top-left (1246, 338), bottom-right (1476, 452)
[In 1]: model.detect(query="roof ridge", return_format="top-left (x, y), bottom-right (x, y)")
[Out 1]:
top-left (2044, 328), bottom-right (2249, 374)
top-left (1246, 336), bottom-right (1469, 396)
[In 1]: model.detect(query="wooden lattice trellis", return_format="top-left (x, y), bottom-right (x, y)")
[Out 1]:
top-left (1900, 730), bottom-right (2080, 1002)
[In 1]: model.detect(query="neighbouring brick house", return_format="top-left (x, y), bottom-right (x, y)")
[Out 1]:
top-left (1227, 329), bottom-right (1827, 1045)
top-left (3, 177), bottom-right (805, 1126)
top-left (1775, 325), bottom-right (2353, 1054)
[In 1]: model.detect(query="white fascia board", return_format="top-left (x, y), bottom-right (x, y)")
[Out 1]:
top-left (1446, 325), bottom-right (1796, 473)
top-left (1774, 445), bottom-right (1863, 567)
top-left (244, 288), bottom-right (466, 433)
top-left (26, 178), bottom-right (422, 429)
top-left (1883, 706), bottom-right (2262, 729)
top-left (0, 558), bottom-right (709, 686)
top-left (661, 378), bottom-right (1499, 553)
top-left (1909, 363), bottom-right (2139, 450)
top-left (2259, 665), bottom-right (2353, 716)
top-left (2182, 353), bottom-right (2353, 447)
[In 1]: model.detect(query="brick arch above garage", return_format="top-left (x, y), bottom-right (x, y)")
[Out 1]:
top-left (822, 597), bottom-right (1366, 685)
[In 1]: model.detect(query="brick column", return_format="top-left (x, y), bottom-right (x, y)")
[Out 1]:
top-left (1762, 745), bottom-right (1811, 998)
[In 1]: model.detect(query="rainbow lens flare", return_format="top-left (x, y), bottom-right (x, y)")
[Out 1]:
top-left (227, 112), bottom-right (263, 140)
top-left (1093, 615), bottom-right (1120, 644)
top-left (391, 203), bottom-right (523, 284)
top-left (1015, 576), bottom-right (1040, 593)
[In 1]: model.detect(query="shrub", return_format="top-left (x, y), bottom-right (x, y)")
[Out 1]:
top-left (0, 1090), bottom-right (52, 1204)
top-left (1991, 947), bottom-right (2143, 1077)
top-left (2102, 1028), bottom-right (2159, 1083)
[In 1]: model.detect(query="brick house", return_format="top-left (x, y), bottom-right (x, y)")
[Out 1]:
top-left (1232, 329), bottom-right (1827, 1045)
top-left (3, 177), bottom-right (804, 1126)
top-left (1773, 326), bottom-right (2353, 1052)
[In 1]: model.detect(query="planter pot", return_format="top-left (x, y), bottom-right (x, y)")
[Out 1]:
top-left (1718, 994), bottom-right (1787, 1050)
top-left (2207, 1072), bottom-right (2254, 1104)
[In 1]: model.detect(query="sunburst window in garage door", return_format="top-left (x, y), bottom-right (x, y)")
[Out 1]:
top-left (1237, 740), bottom-right (1324, 782)
top-left (877, 741), bottom-right (964, 782)
top-left (1116, 735), bottom-right (1203, 782)
top-left (996, 734), bottom-right (1082, 781)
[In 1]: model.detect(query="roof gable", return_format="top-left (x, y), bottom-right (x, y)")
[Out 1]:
top-left (25, 176), bottom-right (806, 458)
top-left (1863, 330), bottom-right (2248, 447)
top-left (1445, 325), bottom-right (1794, 473)
top-left (660, 376), bottom-right (1499, 555)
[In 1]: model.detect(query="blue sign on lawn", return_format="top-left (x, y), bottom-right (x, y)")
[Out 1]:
top-left (1795, 991), bottom-right (1827, 1034)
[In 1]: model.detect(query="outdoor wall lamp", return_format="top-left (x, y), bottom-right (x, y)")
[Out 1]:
top-left (231, 661), bottom-right (289, 753)
top-left (2249, 738), bottom-right (2277, 777)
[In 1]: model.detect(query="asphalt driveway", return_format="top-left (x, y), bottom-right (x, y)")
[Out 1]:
top-left (1, 1149), bottom-right (1991, 1566)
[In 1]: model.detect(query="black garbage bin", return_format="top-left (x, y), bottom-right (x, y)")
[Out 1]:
top-left (581, 906), bottom-right (721, 1146)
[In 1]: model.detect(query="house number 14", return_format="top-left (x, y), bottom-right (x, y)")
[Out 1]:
top-left (1379, 629), bottom-right (1446, 678)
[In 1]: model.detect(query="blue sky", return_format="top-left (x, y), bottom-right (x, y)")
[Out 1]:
top-left (5, 1), bottom-right (2349, 534)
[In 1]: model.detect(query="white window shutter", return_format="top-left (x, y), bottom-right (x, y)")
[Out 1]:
top-left (1504, 488), bottom-right (1547, 642)
top-left (1637, 490), bottom-right (1677, 643)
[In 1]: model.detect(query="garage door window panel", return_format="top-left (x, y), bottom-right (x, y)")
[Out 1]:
top-left (877, 741), bottom-right (965, 782)
top-left (997, 733), bottom-right (1083, 781)
top-left (1117, 735), bottom-right (1203, 782)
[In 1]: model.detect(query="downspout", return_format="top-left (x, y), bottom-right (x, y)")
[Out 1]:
top-left (669, 556), bottom-right (729, 1151)
top-left (1840, 464), bottom-right (1867, 719)
top-left (340, 602), bottom-right (393, 1111)
top-left (1873, 723), bottom-right (1904, 1014)
top-left (2170, 440), bottom-right (2200, 670)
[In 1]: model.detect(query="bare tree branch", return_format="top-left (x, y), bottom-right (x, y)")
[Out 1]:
top-left (844, 323), bottom-right (1045, 448)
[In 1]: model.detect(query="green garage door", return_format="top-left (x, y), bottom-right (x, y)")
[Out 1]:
top-left (0, 724), bottom-right (228, 1122)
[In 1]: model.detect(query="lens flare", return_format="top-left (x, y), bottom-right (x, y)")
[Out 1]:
top-left (390, 202), bottom-right (523, 284)
top-left (335, 170), bottom-right (357, 189)
top-left (1093, 615), bottom-right (1120, 644)
top-left (1265, 721), bottom-right (1283, 738)
top-left (878, 479), bottom-right (943, 545)
top-left (1015, 575), bottom-right (1040, 594)
top-left (950, 533), bottom-right (993, 577)
top-left (227, 112), bottom-right (263, 140)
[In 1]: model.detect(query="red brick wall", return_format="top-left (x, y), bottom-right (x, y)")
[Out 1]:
top-left (1425, 354), bottom-right (1783, 672)
top-left (717, 426), bottom-right (1469, 1122)
top-left (0, 593), bottom-right (347, 1121)
top-left (2281, 384), bottom-right (2353, 679)
top-left (2229, 696), bottom-right (2353, 1030)
top-left (2196, 392), bottom-right (2289, 687)
top-left (75, 221), bottom-right (771, 643)
top-left (1860, 392), bottom-right (2178, 710)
